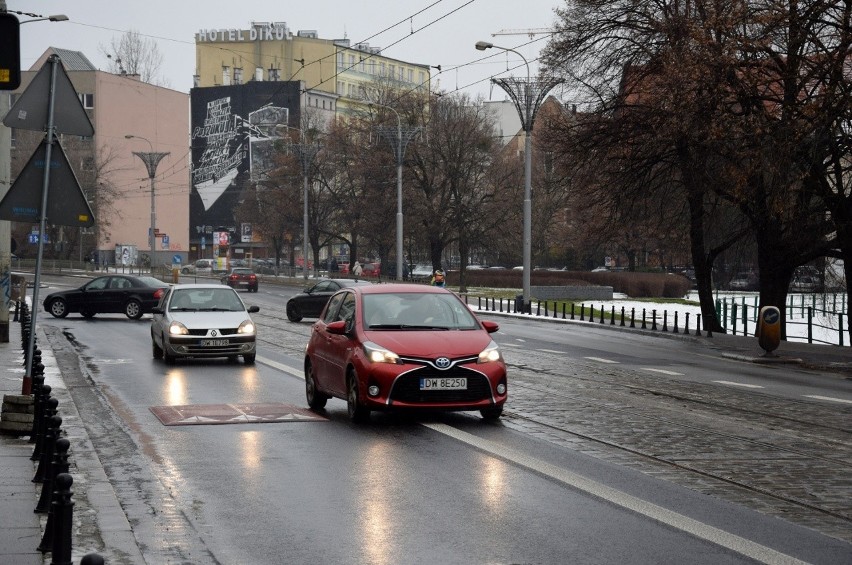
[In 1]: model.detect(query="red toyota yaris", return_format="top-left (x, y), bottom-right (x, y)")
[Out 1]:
top-left (304, 284), bottom-right (507, 422)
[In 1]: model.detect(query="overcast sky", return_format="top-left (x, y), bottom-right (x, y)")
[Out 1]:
top-left (11, 0), bottom-right (562, 101)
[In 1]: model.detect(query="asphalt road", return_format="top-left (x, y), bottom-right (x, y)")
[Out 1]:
top-left (34, 274), bottom-right (852, 564)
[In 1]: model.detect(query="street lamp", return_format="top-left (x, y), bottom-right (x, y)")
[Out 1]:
top-left (125, 134), bottom-right (169, 266)
top-left (475, 40), bottom-right (561, 313)
top-left (369, 102), bottom-right (419, 281)
top-left (20, 14), bottom-right (68, 24)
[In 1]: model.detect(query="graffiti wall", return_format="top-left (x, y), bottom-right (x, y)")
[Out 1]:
top-left (189, 82), bottom-right (300, 247)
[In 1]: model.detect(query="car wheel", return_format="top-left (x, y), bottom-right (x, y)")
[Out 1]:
top-left (243, 353), bottom-right (256, 365)
top-left (152, 337), bottom-right (163, 359)
top-left (286, 302), bottom-right (302, 322)
top-left (181, 267), bottom-right (191, 274)
top-left (347, 371), bottom-right (370, 422)
top-left (80, 309), bottom-right (96, 319)
top-left (480, 406), bottom-right (503, 421)
top-left (124, 299), bottom-right (143, 320)
top-left (48, 298), bottom-right (68, 318)
top-left (305, 360), bottom-right (327, 410)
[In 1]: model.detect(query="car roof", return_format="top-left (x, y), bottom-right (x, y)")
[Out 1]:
top-left (323, 278), bottom-right (373, 286)
top-left (355, 283), bottom-right (451, 295)
top-left (170, 283), bottom-right (237, 290)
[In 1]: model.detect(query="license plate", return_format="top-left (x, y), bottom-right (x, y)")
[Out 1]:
top-left (201, 339), bottom-right (229, 347)
top-left (420, 377), bottom-right (467, 390)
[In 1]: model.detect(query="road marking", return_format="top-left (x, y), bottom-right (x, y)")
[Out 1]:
top-left (538, 349), bottom-right (563, 354)
top-left (641, 368), bottom-right (684, 376)
top-left (585, 357), bottom-right (619, 364)
top-left (803, 395), bottom-right (852, 405)
top-left (713, 380), bottom-right (764, 389)
top-left (424, 423), bottom-right (807, 565)
top-left (501, 343), bottom-right (523, 348)
top-left (258, 355), bottom-right (304, 379)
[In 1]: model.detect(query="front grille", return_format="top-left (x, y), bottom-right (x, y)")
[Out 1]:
top-left (186, 328), bottom-right (239, 336)
top-left (389, 366), bottom-right (492, 404)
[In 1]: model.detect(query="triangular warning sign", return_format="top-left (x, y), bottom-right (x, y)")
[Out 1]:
top-left (0, 139), bottom-right (95, 227)
top-left (2, 55), bottom-right (94, 136)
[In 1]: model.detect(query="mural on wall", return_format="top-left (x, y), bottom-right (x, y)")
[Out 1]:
top-left (190, 82), bottom-right (300, 246)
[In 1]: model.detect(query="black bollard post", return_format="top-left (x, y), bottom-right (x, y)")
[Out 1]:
top-left (695, 314), bottom-right (702, 336)
top-left (652, 310), bottom-right (658, 330)
top-left (28, 373), bottom-right (45, 443)
top-left (662, 311), bottom-right (668, 331)
top-left (630, 308), bottom-right (635, 328)
top-left (620, 306), bottom-right (625, 326)
top-left (641, 308), bottom-right (647, 329)
top-left (673, 312), bottom-right (679, 333)
top-left (562, 303), bottom-right (566, 320)
top-left (478, 296), bottom-right (482, 311)
top-left (610, 306), bottom-right (615, 325)
top-left (544, 301), bottom-right (549, 317)
top-left (37, 438), bottom-right (70, 547)
top-left (570, 304), bottom-right (575, 320)
top-left (580, 304), bottom-right (585, 321)
top-left (34, 414), bottom-right (62, 484)
top-left (81, 555), bottom-right (106, 565)
top-left (13, 299), bottom-right (19, 322)
top-left (32, 392), bottom-right (56, 460)
top-left (50, 473), bottom-right (75, 565)
top-left (600, 305), bottom-right (605, 324)
top-left (536, 301), bottom-right (541, 316)
top-left (684, 313), bottom-right (690, 334)
top-left (499, 298), bottom-right (503, 313)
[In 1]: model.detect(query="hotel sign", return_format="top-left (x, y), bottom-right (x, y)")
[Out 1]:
top-left (196, 22), bottom-right (290, 42)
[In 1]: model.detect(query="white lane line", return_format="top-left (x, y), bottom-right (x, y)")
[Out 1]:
top-left (538, 349), bottom-right (563, 354)
top-left (713, 380), bottom-right (764, 389)
top-left (258, 356), bottom-right (304, 379)
top-left (424, 423), bottom-right (807, 565)
top-left (641, 368), bottom-right (684, 376)
top-left (585, 357), bottom-right (620, 364)
top-left (502, 343), bottom-right (523, 348)
top-left (803, 395), bottom-right (852, 405)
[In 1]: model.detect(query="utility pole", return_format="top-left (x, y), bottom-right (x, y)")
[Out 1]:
top-left (126, 135), bottom-right (168, 267)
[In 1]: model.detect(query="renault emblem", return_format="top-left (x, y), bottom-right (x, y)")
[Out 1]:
top-left (435, 357), bottom-right (451, 369)
top-left (211, 329), bottom-right (218, 337)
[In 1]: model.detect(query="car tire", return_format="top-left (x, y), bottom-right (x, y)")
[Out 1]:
top-left (286, 302), bottom-right (302, 322)
top-left (480, 406), bottom-right (503, 421)
top-left (48, 298), bottom-right (68, 318)
top-left (243, 353), bottom-right (256, 365)
top-left (124, 299), bottom-right (143, 320)
top-left (80, 309), bottom-right (96, 319)
top-left (347, 371), bottom-right (370, 422)
top-left (305, 360), bottom-right (328, 410)
top-left (181, 267), bottom-right (191, 274)
top-left (152, 338), bottom-right (163, 359)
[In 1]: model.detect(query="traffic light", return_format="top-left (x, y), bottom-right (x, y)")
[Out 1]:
top-left (0, 12), bottom-right (21, 90)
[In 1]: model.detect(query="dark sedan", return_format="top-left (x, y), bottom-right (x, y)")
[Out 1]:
top-left (43, 275), bottom-right (169, 320)
top-left (286, 278), bottom-right (373, 322)
top-left (221, 268), bottom-right (258, 292)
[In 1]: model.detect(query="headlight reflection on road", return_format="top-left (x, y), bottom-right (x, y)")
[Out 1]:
top-left (480, 457), bottom-right (507, 512)
top-left (239, 430), bottom-right (261, 472)
top-left (359, 442), bottom-right (395, 565)
top-left (164, 372), bottom-right (187, 406)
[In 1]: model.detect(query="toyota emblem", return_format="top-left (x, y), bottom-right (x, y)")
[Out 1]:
top-left (435, 357), bottom-right (451, 369)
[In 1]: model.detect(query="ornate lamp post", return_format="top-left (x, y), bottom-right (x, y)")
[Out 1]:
top-left (125, 135), bottom-right (169, 266)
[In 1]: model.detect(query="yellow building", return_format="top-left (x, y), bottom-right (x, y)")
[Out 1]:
top-left (194, 21), bottom-right (431, 114)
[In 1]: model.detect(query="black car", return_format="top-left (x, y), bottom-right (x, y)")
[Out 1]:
top-left (43, 275), bottom-right (169, 320)
top-left (221, 268), bottom-right (259, 292)
top-left (286, 278), bottom-right (373, 322)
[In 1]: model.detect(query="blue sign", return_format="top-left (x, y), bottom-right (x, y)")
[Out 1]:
top-left (172, 255), bottom-right (182, 265)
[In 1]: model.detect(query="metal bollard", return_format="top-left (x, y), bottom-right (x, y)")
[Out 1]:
top-left (652, 310), bottom-right (658, 331)
top-left (673, 311), bottom-right (679, 333)
top-left (610, 306), bottom-right (615, 325)
top-left (32, 392), bottom-right (56, 460)
top-left (80, 555), bottom-right (105, 565)
top-left (34, 415), bottom-right (62, 484)
top-left (28, 373), bottom-right (46, 443)
top-left (50, 473), bottom-right (75, 565)
top-left (662, 310), bottom-right (668, 331)
top-left (37, 438), bottom-right (70, 538)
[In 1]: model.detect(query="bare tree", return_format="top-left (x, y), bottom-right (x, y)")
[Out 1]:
top-left (100, 29), bottom-right (167, 86)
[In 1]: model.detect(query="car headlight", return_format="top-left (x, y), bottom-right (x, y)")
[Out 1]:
top-left (169, 321), bottom-right (188, 335)
top-left (238, 320), bottom-right (255, 334)
top-left (478, 340), bottom-right (502, 363)
top-left (363, 341), bottom-right (400, 364)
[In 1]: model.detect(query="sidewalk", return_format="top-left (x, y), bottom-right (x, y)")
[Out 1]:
top-left (0, 312), bottom-right (143, 564)
top-left (1, 300), bottom-right (849, 564)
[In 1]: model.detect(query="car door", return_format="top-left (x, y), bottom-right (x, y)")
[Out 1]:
top-left (105, 276), bottom-right (133, 313)
top-left (322, 291), bottom-right (357, 397)
top-left (311, 291), bottom-right (346, 392)
top-left (73, 277), bottom-right (110, 312)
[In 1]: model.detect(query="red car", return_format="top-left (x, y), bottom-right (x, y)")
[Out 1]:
top-left (221, 268), bottom-right (258, 292)
top-left (304, 284), bottom-right (507, 421)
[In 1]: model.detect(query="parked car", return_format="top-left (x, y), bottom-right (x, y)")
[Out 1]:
top-left (150, 284), bottom-right (259, 365)
top-left (286, 278), bottom-right (373, 322)
top-left (790, 275), bottom-right (818, 293)
top-left (361, 262), bottom-right (381, 277)
top-left (385, 262), bottom-right (411, 280)
top-left (181, 259), bottom-right (213, 275)
top-left (221, 268), bottom-right (258, 292)
top-left (303, 284), bottom-right (507, 422)
top-left (729, 272), bottom-right (758, 291)
top-left (43, 275), bottom-right (169, 320)
top-left (411, 263), bottom-right (433, 282)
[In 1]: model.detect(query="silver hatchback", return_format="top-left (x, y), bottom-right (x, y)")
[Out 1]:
top-left (150, 284), bottom-right (259, 364)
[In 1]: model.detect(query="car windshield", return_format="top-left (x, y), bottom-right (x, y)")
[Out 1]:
top-left (169, 288), bottom-right (245, 312)
top-left (362, 292), bottom-right (479, 330)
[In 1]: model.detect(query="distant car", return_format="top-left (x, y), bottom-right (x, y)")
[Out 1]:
top-left (43, 275), bottom-right (169, 320)
top-left (303, 283), bottom-right (507, 422)
top-left (385, 262), bottom-right (411, 280)
top-left (150, 284), bottom-right (259, 365)
top-left (221, 268), bottom-right (258, 292)
top-left (411, 263), bottom-right (433, 281)
top-left (181, 259), bottom-right (213, 275)
top-left (729, 272), bottom-right (757, 291)
top-left (790, 275), bottom-right (817, 293)
top-left (286, 278), bottom-right (373, 322)
top-left (361, 262), bottom-right (381, 277)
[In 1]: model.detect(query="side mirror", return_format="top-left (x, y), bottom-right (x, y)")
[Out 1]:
top-left (304, 286), bottom-right (313, 293)
top-left (326, 320), bottom-right (347, 335)
top-left (481, 320), bottom-right (499, 333)
top-left (247, 305), bottom-right (260, 313)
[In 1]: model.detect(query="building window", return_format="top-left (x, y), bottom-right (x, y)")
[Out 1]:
top-left (408, 69), bottom-right (414, 82)
top-left (380, 62), bottom-right (386, 77)
top-left (78, 93), bottom-right (94, 109)
top-left (370, 60), bottom-right (376, 75)
top-left (389, 64), bottom-right (395, 79)
top-left (222, 66), bottom-right (231, 85)
top-left (349, 54), bottom-right (355, 67)
top-left (419, 71), bottom-right (425, 85)
top-left (399, 67), bottom-right (404, 81)
top-left (337, 81), bottom-right (344, 95)
top-left (337, 52), bottom-right (344, 70)
top-left (234, 68), bottom-right (243, 85)
top-left (359, 58), bottom-right (365, 72)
